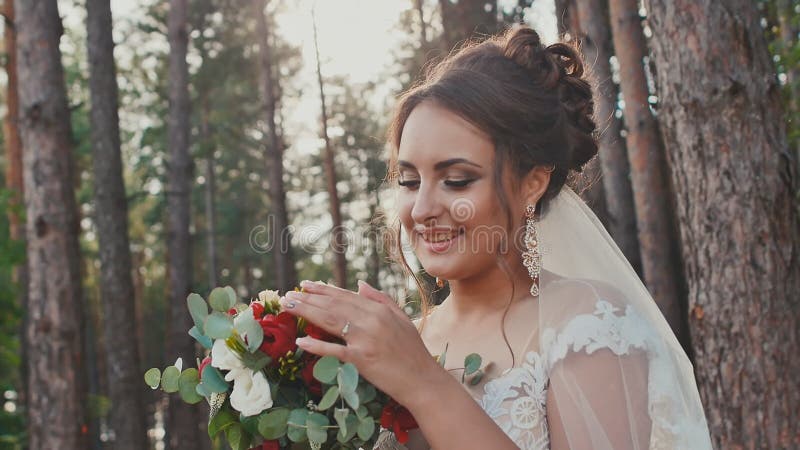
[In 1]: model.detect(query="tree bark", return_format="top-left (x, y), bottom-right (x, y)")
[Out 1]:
top-left (312, 9), bottom-right (348, 288)
top-left (256, 0), bottom-right (298, 292)
top-left (85, 0), bottom-right (149, 447)
top-left (165, 0), bottom-right (202, 447)
top-left (438, 0), bottom-right (498, 50)
top-left (201, 99), bottom-right (218, 289)
top-left (645, 0), bottom-right (800, 447)
top-left (608, 0), bottom-right (688, 345)
top-left (573, 0), bottom-right (641, 275)
top-left (554, 0), bottom-right (579, 41)
top-left (15, 0), bottom-right (87, 447)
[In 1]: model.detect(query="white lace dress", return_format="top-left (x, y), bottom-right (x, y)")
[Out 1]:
top-left (374, 278), bottom-right (712, 450)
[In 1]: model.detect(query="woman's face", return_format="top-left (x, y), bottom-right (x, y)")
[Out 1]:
top-left (395, 101), bottom-right (527, 282)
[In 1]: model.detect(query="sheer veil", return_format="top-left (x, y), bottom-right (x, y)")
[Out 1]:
top-left (535, 186), bottom-right (712, 449)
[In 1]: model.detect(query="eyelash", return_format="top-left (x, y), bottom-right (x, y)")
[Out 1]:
top-left (397, 179), bottom-right (475, 189)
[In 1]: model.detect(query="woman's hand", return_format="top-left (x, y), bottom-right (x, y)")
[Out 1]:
top-left (278, 280), bottom-right (443, 408)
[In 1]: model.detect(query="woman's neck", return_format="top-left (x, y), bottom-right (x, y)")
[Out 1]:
top-left (441, 255), bottom-right (533, 322)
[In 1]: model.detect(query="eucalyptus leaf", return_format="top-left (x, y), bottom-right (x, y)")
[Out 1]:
top-left (258, 408), bottom-right (290, 440)
top-left (187, 293), bottom-right (208, 333)
top-left (224, 285), bottom-right (238, 306)
top-left (178, 368), bottom-right (203, 404)
top-left (342, 389), bottom-right (359, 410)
top-left (464, 353), bottom-right (482, 375)
top-left (469, 370), bottom-right (484, 386)
top-left (306, 412), bottom-right (329, 445)
top-left (287, 408), bottom-right (309, 443)
top-left (205, 311), bottom-right (234, 339)
top-left (334, 408), bottom-right (349, 437)
top-left (239, 414), bottom-right (260, 437)
top-left (336, 413), bottom-right (359, 443)
top-left (188, 325), bottom-right (213, 349)
top-left (196, 382), bottom-right (212, 398)
top-left (355, 405), bottom-right (369, 420)
top-left (317, 385), bottom-right (340, 411)
top-left (208, 409), bottom-right (236, 437)
top-left (162, 366), bottom-right (180, 393)
top-left (355, 383), bottom-right (376, 404)
top-left (209, 287), bottom-right (235, 312)
top-left (357, 416), bottom-right (376, 441)
top-left (236, 313), bottom-right (264, 353)
top-left (313, 355), bottom-right (341, 384)
top-left (144, 367), bottom-right (161, 389)
top-left (201, 365), bottom-right (230, 393)
top-left (337, 363), bottom-right (358, 394)
top-left (240, 351), bottom-right (271, 372)
top-left (225, 423), bottom-right (251, 450)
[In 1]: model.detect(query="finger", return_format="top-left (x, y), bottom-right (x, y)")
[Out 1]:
top-left (284, 290), bottom-right (363, 317)
top-left (296, 336), bottom-right (349, 361)
top-left (300, 280), bottom-right (361, 303)
top-left (357, 280), bottom-right (407, 320)
top-left (280, 296), bottom-right (352, 339)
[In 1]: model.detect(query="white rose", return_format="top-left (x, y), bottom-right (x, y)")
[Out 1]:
top-left (211, 339), bottom-right (242, 372)
top-left (257, 289), bottom-right (281, 306)
top-left (226, 367), bottom-right (273, 417)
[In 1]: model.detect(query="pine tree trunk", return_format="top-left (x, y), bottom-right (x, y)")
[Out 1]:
top-left (573, 0), bottom-right (641, 275)
top-left (85, 0), bottom-right (148, 447)
top-left (201, 100), bottom-right (218, 289)
top-left (165, 0), bottom-right (201, 447)
top-left (312, 10), bottom-right (347, 288)
top-left (438, 0), bottom-right (498, 50)
top-left (645, 0), bottom-right (800, 447)
top-left (15, 0), bottom-right (86, 447)
top-left (608, 0), bottom-right (688, 345)
top-left (2, 0), bottom-right (30, 416)
top-left (256, 0), bottom-right (298, 292)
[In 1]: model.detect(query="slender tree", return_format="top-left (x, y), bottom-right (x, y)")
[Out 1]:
top-left (312, 8), bottom-right (347, 287)
top-left (201, 99), bottom-right (218, 289)
top-left (608, 0), bottom-right (687, 344)
top-left (15, 0), bottom-right (86, 447)
top-left (256, 0), bottom-right (298, 292)
top-left (573, 0), bottom-right (641, 274)
top-left (165, 0), bottom-right (202, 446)
top-left (646, 0), bottom-right (800, 447)
top-left (85, 0), bottom-right (148, 447)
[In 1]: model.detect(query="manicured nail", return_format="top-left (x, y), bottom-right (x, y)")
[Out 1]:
top-left (285, 291), bottom-right (304, 299)
top-left (296, 337), bottom-right (310, 346)
top-left (300, 280), bottom-right (314, 288)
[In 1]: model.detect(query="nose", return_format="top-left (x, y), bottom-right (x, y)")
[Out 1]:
top-left (410, 183), bottom-right (445, 224)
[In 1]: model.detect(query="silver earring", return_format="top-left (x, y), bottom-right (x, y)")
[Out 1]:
top-left (522, 204), bottom-right (541, 296)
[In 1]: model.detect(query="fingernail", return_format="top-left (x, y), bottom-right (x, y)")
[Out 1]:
top-left (296, 337), bottom-right (309, 346)
top-left (285, 291), bottom-right (303, 299)
top-left (300, 280), bottom-right (313, 288)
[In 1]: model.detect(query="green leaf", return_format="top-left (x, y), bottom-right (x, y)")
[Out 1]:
top-left (287, 408), bottom-right (309, 443)
top-left (464, 353), bottom-right (482, 375)
top-left (178, 368), bottom-right (203, 404)
top-left (313, 355), bottom-right (341, 384)
top-left (355, 383), bottom-right (376, 404)
top-left (188, 326), bottom-right (213, 349)
top-left (144, 368), bottom-right (161, 389)
top-left (162, 366), bottom-right (180, 393)
top-left (336, 413), bottom-right (359, 443)
top-left (210, 287), bottom-right (235, 312)
top-left (357, 416), bottom-right (376, 441)
top-left (225, 286), bottom-right (238, 306)
top-left (240, 351), bottom-right (271, 372)
top-left (306, 412), bottom-right (329, 445)
top-left (196, 381), bottom-right (211, 398)
top-left (337, 363), bottom-right (358, 394)
top-left (334, 408), bottom-right (349, 437)
top-left (209, 409), bottom-right (236, 437)
top-left (341, 389), bottom-right (359, 410)
top-left (239, 414), bottom-right (260, 436)
top-left (236, 313), bottom-right (264, 353)
top-left (225, 423), bottom-right (251, 450)
top-left (317, 385), bottom-right (340, 411)
top-left (355, 405), bottom-right (369, 420)
top-left (187, 293), bottom-right (209, 334)
top-left (258, 408), bottom-right (290, 440)
top-left (201, 365), bottom-right (230, 393)
top-left (469, 370), bottom-right (484, 386)
top-left (205, 311), bottom-right (234, 339)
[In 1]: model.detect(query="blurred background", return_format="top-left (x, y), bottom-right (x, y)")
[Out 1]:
top-left (1, 0), bottom-right (798, 449)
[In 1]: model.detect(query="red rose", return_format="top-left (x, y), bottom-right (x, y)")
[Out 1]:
top-left (198, 356), bottom-right (212, 379)
top-left (251, 302), bottom-right (265, 319)
top-left (258, 312), bottom-right (298, 364)
top-left (380, 399), bottom-right (418, 444)
top-left (304, 322), bottom-right (337, 342)
top-left (248, 441), bottom-right (279, 450)
top-left (300, 353), bottom-right (323, 397)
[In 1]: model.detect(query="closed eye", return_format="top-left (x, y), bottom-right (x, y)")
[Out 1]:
top-left (444, 179), bottom-right (476, 188)
top-left (398, 179), bottom-right (420, 189)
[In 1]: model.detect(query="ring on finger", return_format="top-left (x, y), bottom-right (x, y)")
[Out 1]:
top-left (340, 320), bottom-right (351, 338)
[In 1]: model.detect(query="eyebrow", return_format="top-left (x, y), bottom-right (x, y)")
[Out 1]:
top-left (397, 158), bottom-right (483, 171)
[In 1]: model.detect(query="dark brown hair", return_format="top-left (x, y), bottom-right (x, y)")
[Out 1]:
top-left (386, 26), bottom-right (598, 361)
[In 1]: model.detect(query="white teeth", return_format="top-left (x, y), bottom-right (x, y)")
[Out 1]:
top-left (421, 230), bottom-right (461, 243)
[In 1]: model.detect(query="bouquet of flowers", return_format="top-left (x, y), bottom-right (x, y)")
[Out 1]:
top-left (145, 286), bottom-right (485, 450)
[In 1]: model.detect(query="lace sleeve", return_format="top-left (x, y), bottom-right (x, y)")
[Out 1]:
top-left (539, 279), bottom-right (712, 450)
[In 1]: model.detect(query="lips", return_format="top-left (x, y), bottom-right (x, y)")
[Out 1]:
top-left (414, 226), bottom-right (465, 251)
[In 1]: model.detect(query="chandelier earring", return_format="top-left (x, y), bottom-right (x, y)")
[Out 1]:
top-left (522, 204), bottom-right (541, 297)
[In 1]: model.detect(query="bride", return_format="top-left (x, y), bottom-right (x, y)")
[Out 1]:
top-left (278, 26), bottom-right (711, 449)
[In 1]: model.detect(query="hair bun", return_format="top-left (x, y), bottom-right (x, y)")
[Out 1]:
top-left (503, 27), bottom-right (597, 172)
